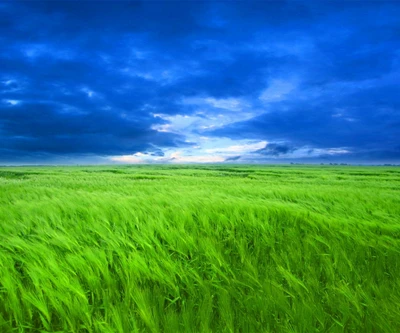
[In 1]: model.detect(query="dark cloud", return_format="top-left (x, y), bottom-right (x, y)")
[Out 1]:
top-left (0, 101), bottom-right (182, 162)
top-left (210, 79), bottom-right (400, 161)
top-left (255, 143), bottom-right (296, 157)
top-left (0, 1), bottom-right (399, 163)
top-left (225, 156), bottom-right (241, 162)
top-left (149, 150), bottom-right (165, 157)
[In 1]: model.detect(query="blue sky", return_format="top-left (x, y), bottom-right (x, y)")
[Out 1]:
top-left (1, 1), bottom-right (399, 164)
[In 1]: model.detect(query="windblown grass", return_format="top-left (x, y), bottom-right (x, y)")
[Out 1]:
top-left (0, 165), bottom-right (399, 332)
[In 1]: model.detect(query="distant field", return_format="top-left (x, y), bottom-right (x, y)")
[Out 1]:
top-left (0, 165), bottom-right (399, 332)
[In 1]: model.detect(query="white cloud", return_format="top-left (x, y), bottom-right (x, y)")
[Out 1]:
top-left (108, 151), bottom-right (226, 164)
top-left (1, 78), bottom-right (25, 93)
top-left (108, 138), bottom-right (270, 164)
top-left (151, 114), bottom-right (203, 134)
top-left (259, 79), bottom-right (296, 103)
top-left (2, 79), bottom-right (15, 86)
top-left (21, 43), bottom-right (75, 60)
top-left (3, 99), bottom-right (20, 106)
top-left (182, 96), bottom-right (248, 111)
top-left (324, 148), bottom-right (351, 155)
top-left (205, 141), bottom-right (267, 154)
top-left (170, 152), bottom-right (225, 163)
top-left (151, 101), bottom-right (260, 137)
top-left (332, 109), bottom-right (357, 122)
top-left (81, 87), bottom-right (96, 98)
top-left (109, 155), bottom-right (143, 163)
top-left (289, 147), bottom-right (351, 158)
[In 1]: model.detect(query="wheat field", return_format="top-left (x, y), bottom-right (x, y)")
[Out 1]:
top-left (0, 165), bottom-right (399, 332)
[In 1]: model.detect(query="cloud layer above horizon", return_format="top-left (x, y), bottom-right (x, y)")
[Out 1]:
top-left (1, 1), bottom-right (399, 164)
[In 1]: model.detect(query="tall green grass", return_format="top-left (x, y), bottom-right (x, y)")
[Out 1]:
top-left (0, 165), bottom-right (399, 332)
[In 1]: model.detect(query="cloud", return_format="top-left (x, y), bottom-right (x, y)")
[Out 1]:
top-left (1, 1), bottom-right (399, 163)
top-left (169, 152), bottom-right (225, 163)
top-left (225, 155), bottom-right (241, 161)
top-left (209, 72), bottom-right (400, 162)
top-left (205, 141), bottom-right (267, 154)
top-left (0, 101), bottom-right (184, 163)
top-left (255, 143), bottom-right (296, 156)
top-left (182, 96), bottom-right (248, 111)
top-left (80, 87), bottom-right (96, 98)
top-left (2, 99), bottom-right (20, 106)
top-left (109, 155), bottom-right (143, 164)
top-left (259, 80), bottom-right (296, 103)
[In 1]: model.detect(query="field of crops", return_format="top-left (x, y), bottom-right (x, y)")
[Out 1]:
top-left (0, 165), bottom-right (399, 332)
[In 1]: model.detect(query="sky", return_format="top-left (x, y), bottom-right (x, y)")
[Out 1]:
top-left (1, 0), bottom-right (399, 164)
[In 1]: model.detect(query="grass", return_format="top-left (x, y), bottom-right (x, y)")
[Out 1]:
top-left (0, 164), bottom-right (399, 332)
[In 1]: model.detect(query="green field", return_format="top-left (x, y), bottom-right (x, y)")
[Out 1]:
top-left (0, 165), bottom-right (399, 332)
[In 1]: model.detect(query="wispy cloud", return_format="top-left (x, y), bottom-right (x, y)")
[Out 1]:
top-left (182, 96), bottom-right (249, 112)
top-left (259, 80), bottom-right (297, 103)
top-left (2, 99), bottom-right (21, 106)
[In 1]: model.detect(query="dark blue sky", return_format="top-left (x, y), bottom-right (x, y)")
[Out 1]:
top-left (1, 1), bottom-right (399, 164)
